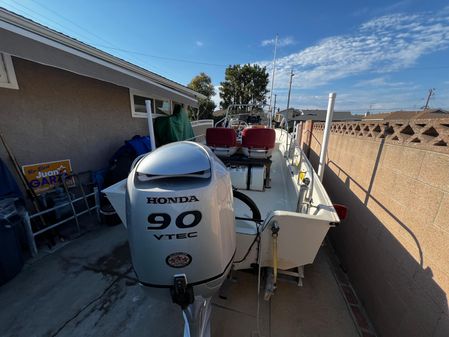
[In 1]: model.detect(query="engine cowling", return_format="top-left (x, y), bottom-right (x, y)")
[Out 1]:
top-left (126, 141), bottom-right (236, 300)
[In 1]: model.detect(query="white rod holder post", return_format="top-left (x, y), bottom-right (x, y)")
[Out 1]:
top-left (145, 100), bottom-right (157, 151)
top-left (295, 122), bottom-right (302, 147)
top-left (317, 92), bottom-right (336, 182)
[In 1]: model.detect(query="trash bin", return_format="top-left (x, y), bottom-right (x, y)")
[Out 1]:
top-left (0, 204), bottom-right (24, 286)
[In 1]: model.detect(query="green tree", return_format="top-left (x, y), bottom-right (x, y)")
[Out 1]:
top-left (219, 64), bottom-right (269, 109)
top-left (187, 72), bottom-right (216, 120)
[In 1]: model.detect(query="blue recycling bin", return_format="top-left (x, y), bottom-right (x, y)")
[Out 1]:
top-left (0, 216), bottom-right (24, 286)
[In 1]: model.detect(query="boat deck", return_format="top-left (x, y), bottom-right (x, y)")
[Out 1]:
top-left (0, 222), bottom-right (359, 337)
top-left (233, 147), bottom-right (298, 235)
top-left (235, 147), bottom-right (298, 216)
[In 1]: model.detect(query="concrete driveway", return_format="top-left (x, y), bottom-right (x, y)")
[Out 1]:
top-left (0, 224), bottom-right (360, 337)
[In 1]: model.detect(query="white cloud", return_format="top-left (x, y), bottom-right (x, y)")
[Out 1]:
top-left (261, 36), bottom-right (295, 47)
top-left (195, 41), bottom-right (204, 47)
top-left (353, 0), bottom-right (412, 18)
top-left (277, 80), bottom-right (449, 114)
top-left (257, 10), bottom-right (449, 91)
top-left (211, 85), bottom-right (221, 109)
top-left (353, 76), bottom-right (410, 88)
top-left (285, 87), bottom-right (428, 114)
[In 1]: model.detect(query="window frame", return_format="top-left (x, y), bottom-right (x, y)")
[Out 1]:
top-left (129, 89), bottom-right (173, 118)
top-left (153, 97), bottom-right (172, 115)
top-left (0, 53), bottom-right (19, 90)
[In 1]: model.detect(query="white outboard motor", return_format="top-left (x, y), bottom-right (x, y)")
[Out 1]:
top-left (126, 141), bottom-right (236, 336)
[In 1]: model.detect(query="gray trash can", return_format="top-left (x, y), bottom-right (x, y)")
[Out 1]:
top-left (0, 200), bottom-right (24, 286)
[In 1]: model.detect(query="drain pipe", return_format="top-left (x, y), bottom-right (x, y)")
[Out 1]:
top-left (145, 100), bottom-right (157, 151)
top-left (317, 93), bottom-right (336, 182)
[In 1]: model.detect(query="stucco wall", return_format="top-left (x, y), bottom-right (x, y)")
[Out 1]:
top-left (0, 57), bottom-right (148, 175)
top-left (308, 121), bottom-right (449, 337)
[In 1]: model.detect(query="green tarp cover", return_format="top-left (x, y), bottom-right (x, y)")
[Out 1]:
top-left (154, 108), bottom-right (195, 146)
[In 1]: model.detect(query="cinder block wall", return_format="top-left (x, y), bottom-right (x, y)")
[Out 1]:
top-left (308, 120), bottom-right (449, 337)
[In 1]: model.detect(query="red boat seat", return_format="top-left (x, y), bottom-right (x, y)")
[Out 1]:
top-left (242, 128), bottom-right (275, 158)
top-left (206, 128), bottom-right (238, 157)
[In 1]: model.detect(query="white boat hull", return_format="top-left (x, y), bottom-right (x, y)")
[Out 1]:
top-left (103, 128), bottom-right (339, 278)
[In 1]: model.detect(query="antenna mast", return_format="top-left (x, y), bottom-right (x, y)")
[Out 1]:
top-left (423, 88), bottom-right (435, 110)
top-left (286, 69), bottom-right (295, 109)
top-left (269, 34), bottom-right (279, 115)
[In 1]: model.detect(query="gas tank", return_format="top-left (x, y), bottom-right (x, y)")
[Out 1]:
top-left (126, 141), bottom-right (235, 298)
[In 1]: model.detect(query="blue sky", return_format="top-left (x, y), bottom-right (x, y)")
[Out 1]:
top-left (1, 0), bottom-right (449, 113)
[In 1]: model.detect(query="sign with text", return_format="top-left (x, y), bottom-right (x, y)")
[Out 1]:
top-left (22, 159), bottom-right (74, 195)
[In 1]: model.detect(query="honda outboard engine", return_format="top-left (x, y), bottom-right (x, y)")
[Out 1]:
top-left (126, 141), bottom-right (236, 310)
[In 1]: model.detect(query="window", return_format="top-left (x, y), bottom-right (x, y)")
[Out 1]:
top-left (154, 99), bottom-right (171, 114)
top-left (172, 101), bottom-right (185, 114)
top-left (130, 90), bottom-right (153, 118)
top-left (0, 53), bottom-right (19, 90)
top-left (129, 89), bottom-right (172, 118)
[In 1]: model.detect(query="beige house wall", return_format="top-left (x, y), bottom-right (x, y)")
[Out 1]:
top-left (0, 57), bottom-right (148, 175)
top-left (308, 120), bottom-right (449, 337)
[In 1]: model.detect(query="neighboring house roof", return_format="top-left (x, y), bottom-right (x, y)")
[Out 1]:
top-left (213, 109), bottom-right (227, 117)
top-left (362, 109), bottom-right (449, 121)
top-left (362, 112), bottom-right (391, 121)
top-left (0, 8), bottom-right (205, 106)
top-left (278, 108), bottom-right (360, 121)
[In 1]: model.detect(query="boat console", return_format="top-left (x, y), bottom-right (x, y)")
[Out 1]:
top-left (206, 127), bottom-right (275, 191)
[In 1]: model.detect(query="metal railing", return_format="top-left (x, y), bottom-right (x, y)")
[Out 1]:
top-left (191, 119), bottom-right (214, 143)
top-left (191, 119), bottom-right (214, 127)
top-left (22, 174), bottom-right (100, 256)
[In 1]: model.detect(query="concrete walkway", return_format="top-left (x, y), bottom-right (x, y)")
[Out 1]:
top-left (0, 224), bottom-right (359, 337)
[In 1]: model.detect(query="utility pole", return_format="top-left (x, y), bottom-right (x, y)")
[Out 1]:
top-left (286, 69), bottom-right (295, 109)
top-left (269, 34), bottom-right (278, 113)
top-left (366, 104), bottom-right (372, 117)
top-left (273, 94), bottom-right (277, 119)
top-left (423, 88), bottom-right (435, 110)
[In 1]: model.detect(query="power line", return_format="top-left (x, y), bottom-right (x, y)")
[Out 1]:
top-left (5, 0), bottom-right (97, 44)
top-left (3, 0), bottom-right (168, 73)
top-left (28, 0), bottom-right (119, 48)
top-left (23, 0), bottom-right (228, 67)
top-left (90, 45), bottom-right (228, 67)
top-left (3, 0), bottom-right (227, 69)
top-left (3, 1), bottom-right (449, 75)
